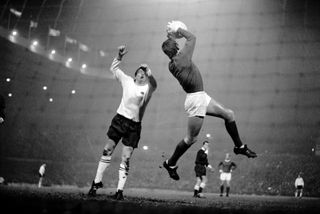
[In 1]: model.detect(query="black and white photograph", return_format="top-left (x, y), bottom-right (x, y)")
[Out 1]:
top-left (0, 0), bottom-right (320, 213)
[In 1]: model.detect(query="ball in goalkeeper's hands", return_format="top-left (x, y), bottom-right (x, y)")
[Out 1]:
top-left (166, 20), bottom-right (187, 39)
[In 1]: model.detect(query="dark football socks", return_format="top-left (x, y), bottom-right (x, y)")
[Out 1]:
top-left (225, 120), bottom-right (243, 148)
top-left (167, 139), bottom-right (191, 166)
top-left (226, 187), bottom-right (230, 195)
top-left (220, 185), bottom-right (224, 194)
top-left (199, 187), bottom-right (203, 193)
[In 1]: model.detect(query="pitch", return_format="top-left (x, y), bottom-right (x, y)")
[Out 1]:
top-left (0, 184), bottom-right (319, 214)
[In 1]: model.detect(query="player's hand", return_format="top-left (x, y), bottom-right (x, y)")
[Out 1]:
top-left (166, 21), bottom-right (179, 39)
top-left (0, 117), bottom-right (4, 123)
top-left (166, 21), bottom-right (178, 33)
top-left (166, 33), bottom-right (176, 40)
top-left (140, 64), bottom-right (152, 76)
top-left (219, 169), bottom-right (223, 173)
top-left (118, 45), bottom-right (128, 57)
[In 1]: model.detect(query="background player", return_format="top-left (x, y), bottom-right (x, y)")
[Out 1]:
top-left (193, 140), bottom-right (214, 198)
top-left (161, 21), bottom-right (257, 181)
top-left (295, 172), bottom-right (304, 198)
top-left (218, 153), bottom-right (236, 197)
top-left (38, 163), bottom-right (46, 188)
top-left (88, 45), bottom-right (157, 200)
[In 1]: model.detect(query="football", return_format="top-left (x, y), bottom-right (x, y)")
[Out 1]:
top-left (166, 20), bottom-right (188, 39)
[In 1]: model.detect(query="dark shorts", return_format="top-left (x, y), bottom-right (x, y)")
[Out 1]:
top-left (194, 164), bottom-right (206, 177)
top-left (107, 114), bottom-right (142, 148)
top-left (38, 173), bottom-right (44, 178)
top-left (296, 185), bottom-right (303, 190)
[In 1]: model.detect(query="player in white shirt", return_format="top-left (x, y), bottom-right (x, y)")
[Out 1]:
top-left (88, 45), bottom-right (157, 200)
top-left (38, 163), bottom-right (46, 188)
top-left (295, 172), bottom-right (304, 198)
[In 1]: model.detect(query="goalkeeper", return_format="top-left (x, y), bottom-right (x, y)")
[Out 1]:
top-left (161, 21), bottom-right (257, 181)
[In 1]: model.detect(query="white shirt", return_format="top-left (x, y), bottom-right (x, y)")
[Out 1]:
top-left (110, 58), bottom-right (151, 122)
top-left (295, 177), bottom-right (304, 187)
top-left (39, 164), bottom-right (46, 176)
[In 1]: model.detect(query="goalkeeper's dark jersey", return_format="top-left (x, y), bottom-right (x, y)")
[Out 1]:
top-left (168, 28), bottom-right (203, 93)
top-left (169, 60), bottom-right (203, 93)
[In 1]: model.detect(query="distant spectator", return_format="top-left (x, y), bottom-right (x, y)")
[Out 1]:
top-left (218, 153), bottom-right (237, 197)
top-left (0, 176), bottom-right (5, 185)
top-left (38, 163), bottom-right (46, 188)
top-left (295, 172), bottom-right (304, 198)
top-left (0, 94), bottom-right (5, 124)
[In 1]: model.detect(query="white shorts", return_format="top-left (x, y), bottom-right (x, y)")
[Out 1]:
top-left (220, 172), bottom-right (232, 181)
top-left (184, 91), bottom-right (211, 117)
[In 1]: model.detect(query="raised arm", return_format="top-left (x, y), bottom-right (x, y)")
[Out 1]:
top-left (166, 21), bottom-right (196, 61)
top-left (109, 45), bottom-right (129, 81)
top-left (139, 64), bottom-right (157, 92)
top-left (137, 64), bottom-right (157, 121)
top-left (177, 28), bottom-right (196, 61)
top-left (148, 75), bottom-right (157, 91)
top-left (231, 162), bottom-right (237, 170)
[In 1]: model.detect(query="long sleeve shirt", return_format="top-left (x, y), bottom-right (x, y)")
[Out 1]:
top-left (168, 28), bottom-right (204, 93)
top-left (218, 160), bottom-right (237, 173)
top-left (110, 58), bottom-right (155, 122)
top-left (195, 148), bottom-right (209, 166)
top-left (295, 177), bottom-right (304, 187)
